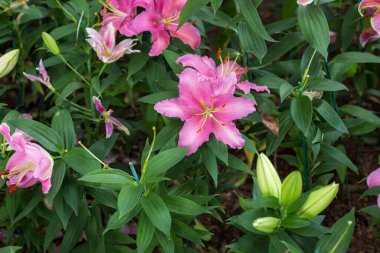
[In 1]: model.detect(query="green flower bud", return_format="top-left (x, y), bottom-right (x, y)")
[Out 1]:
top-left (0, 49), bottom-right (19, 79)
top-left (42, 32), bottom-right (60, 55)
top-left (296, 182), bottom-right (339, 219)
top-left (252, 217), bottom-right (280, 233)
top-left (256, 153), bottom-right (282, 199)
top-left (281, 171), bottom-right (302, 207)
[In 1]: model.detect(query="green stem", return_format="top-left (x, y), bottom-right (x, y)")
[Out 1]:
top-left (98, 63), bottom-right (108, 77)
top-left (77, 141), bottom-right (109, 169)
top-left (55, 0), bottom-right (77, 24)
top-left (58, 54), bottom-right (91, 86)
top-left (301, 49), bottom-right (317, 89)
top-left (140, 127), bottom-right (157, 182)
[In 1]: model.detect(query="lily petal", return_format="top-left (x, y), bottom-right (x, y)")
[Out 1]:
top-left (154, 98), bottom-right (193, 121)
top-left (176, 54), bottom-right (216, 77)
top-left (212, 121), bottom-right (245, 149)
top-left (367, 167), bottom-right (380, 187)
top-left (168, 22), bottom-right (201, 50)
top-left (213, 95), bottom-right (255, 122)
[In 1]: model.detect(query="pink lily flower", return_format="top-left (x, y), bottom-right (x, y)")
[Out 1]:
top-left (176, 53), bottom-right (270, 95)
top-left (92, 96), bottom-right (130, 138)
top-left (131, 0), bottom-right (201, 56)
top-left (23, 59), bottom-right (51, 87)
top-left (154, 67), bottom-right (256, 155)
top-left (0, 123), bottom-right (53, 194)
top-left (367, 167), bottom-right (380, 207)
top-left (297, 0), bottom-right (313, 5)
top-left (86, 23), bottom-right (140, 63)
top-left (358, 0), bottom-right (380, 35)
top-left (100, 0), bottom-right (149, 37)
top-left (360, 27), bottom-right (380, 47)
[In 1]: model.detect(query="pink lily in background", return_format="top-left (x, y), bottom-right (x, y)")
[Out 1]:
top-left (154, 67), bottom-right (255, 155)
top-left (93, 96), bottom-right (130, 138)
top-left (23, 59), bottom-right (51, 87)
top-left (360, 27), bottom-right (380, 47)
top-left (131, 0), bottom-right (201, 56)
top-left (100, 0), bottom-right (149, 36)
top-left (367, 167), bottom-right (380, 207)
top-left (86, 23), bottom-right (140, 63)
top-left (297, 0), bottom-right (313, 5)
top-left (358, 0), bottom-right (380, 34)
top-left (176, 53), bottom-right (270, 95)
top-left (0, 123), bottom-right (53, 194)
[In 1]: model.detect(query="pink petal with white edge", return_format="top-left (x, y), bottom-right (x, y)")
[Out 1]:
top-left (41, 179), bottom-right (52, 194)
top-left (0, 123), bottom-right (11, 143)
top-left (154, 98), bottom-right (193, 121)
top-left (212, 72), bottom-right (238, 96)
top-left (360, 28), bottom-right (380, 47)
top-left (212, 121), bottom-right (245, 149)
top-left (367, 167), bottom-right (380, 187)
top-left (102, 23), bottom-right (116, 50)
top-left (38, 59), bottom-right (49, 83)
top-left (176, 54), bottom-right (216, 77)
top-left (168, 22), bottom-right (201, 50)
top-left (297, 0), bottom-right (313, 5)
top-left (105, 121), bottom-right (114, 139)
top-left (33, 149), bottom-right (53, 181)
top-left (371, 14), bottom-right (380, 35)
top-left (110, 117), bottom-right (130, 135)
top-left (358, 0), bottom-right (380, 15)
top-left (92, 96), bottom-right (107, 115)
top-left (150, 30), bottom-right (171, 56)
top-left (178, 116), bottom-right (213, 155)
top-left (178, 68), bottom-right (213, 109)
top-left (23, 73), bottom-right (45, 85)
top-left (237, 80), bottom-right (270, 94)
top-left (213, 95), bottom-right (255, 122)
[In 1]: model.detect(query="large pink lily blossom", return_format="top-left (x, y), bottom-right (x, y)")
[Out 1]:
top-left (86, 23), bottom-right (140, 63)
top-left (154, 64), bottom-right (256, 155)
top-left (360, 27), bottom-right (380, 47)
top-left (367, 167), bottom-right (380, 207)
top-left (131, 0), bottom-right (201, 56)
top-left (0, 123), bottom-right (53, 194)
top-left (100, 0), bottom-right (149, 36)
top-left (297, 0), bottom-right (313, 6)
top-left (93, 96), bottom-right (130, 138)
top-left (176, 53), bottom-right (270, 95)
top-left (23, 59), bottom-right (51, 87)
top-left (358, 0), bottom-right (380, 35)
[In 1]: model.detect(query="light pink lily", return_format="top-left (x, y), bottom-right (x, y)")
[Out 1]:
top-left (297, 0), bottom-right (313, 5)
top-left (367, 167), bottom-right (380, 207)
top-left (131, 0), bottom-right (201, 56)
top-left (23, 59), bottom-right (51, 87)
top-left (93, 96), bottom-right (130, 138)
top-left (100, 0), bottom-right (149, 36)
top-left (360, 27), bottom-right (380, 47)
top-left (86, 23), bottom-right (140, 63)
top-left (154, 67), bottom-right (256, 155)
top-left (358, 0), bottom-right (380, 35)
top-left (0, 123), bottom-right (53, 194)
top-left (176, 53), bottom-right (270, 95)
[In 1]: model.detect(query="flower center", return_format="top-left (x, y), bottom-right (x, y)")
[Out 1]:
top-left (0, 161), bottom-right (37, 194)
top-left (163, 0), bottom-right (180, 26)
top-left (195, 98), bottom-right (226, 133)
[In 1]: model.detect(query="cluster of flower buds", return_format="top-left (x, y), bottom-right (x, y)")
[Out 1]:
top-left (252, 153), bottom-right (339, 234)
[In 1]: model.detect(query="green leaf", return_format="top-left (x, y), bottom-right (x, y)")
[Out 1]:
top-left (200, 146), bottom-right (218, 187)
top-left (9, 118), bottom-right (63, 153)
top-left (178, 0), bottom-right (210, 29)
top-left (281, 216), bottom-right (310, 229)
top-left (340, 104), bottom-right (380, 126)
top-left (263, 32), bottom-right (303, 64)
top-left (89, 134), bottom-right (118, 161)
top-left (235, 0), bottom-right (274, 42)
top-left (307, 78), bottom-right (348, 91)
top-left (46, 160), bottom-right (66, 204)
top-left (104, 208), bottom-right (140, 233)
top-left (316, 208), bottom-right (355, 253)
top-left (44, 215), bottom-right (63, 252)
top-left (290, 96), bottom-right (313, 136)
top-left (211, 0), bottom-right (223, 13)
top-left (163, 50), bottom-right (183, 74)
top-left (79, 169), bottom-right (133, 185)
top-left (127, 49), bottom-right (150, 79)
top-left (313, 100), bottom-right (348, 134)
top-left (118, 183), bottom-right (143, 218)
top-left (63, 147), bottom-right (101, 175)
top-left (341, 4), bottom-right (360, 50)
top-left (228, 154), bottom-right (253, 175)
top-left (331, 52), bottom-right (380, 64)
top-left (237, 22), bottom-right (267, 63)
top-left (141, 192), bottom-right (171, 236)
top-left (297, 5), bottom-right (329, 58)
top-left (360, 205), bottom-right (380, 219)
top-left (0, 246), bottom-right (22, 253)
top-left (146, 147), bottom-right (187, 177)
top-left (162, 195), bottom-right (209, 216)
top-left (172, 219), bottom-right (203, 245)
top-left (318, 143), bottom-right (358, 173)
top-left (52, 109), bottom-right (76, 150)
top-left (207, 135), bottom-right (228, 165)
top-left (280, 240), bottom-right (304, 253)
top-left (137, 212), bottom-right (155, 253)
top-left (266, 110), bottom-right (293, 155)
top-left (62, 180), bottom-right (81, 216)
top-left (156, 231), bottom-right (174, 253)
top-left (361, 185), bottom-right (380, 198)
top-left (12, 194), bottom-right (42, 225)
top-left (138, 91), bottom-right (178, 104)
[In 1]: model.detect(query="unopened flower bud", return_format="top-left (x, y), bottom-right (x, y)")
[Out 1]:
top-left (42, 32), bottom-right (60, 55)
top-left (252, 217), bottom-right (281, 233)
top-left (281, 171), bottom-right (302, 207)
top-left (296, 182), bottom-right (339, 219)
top-left (256, 153), bottom-right (282, 199)
top-left (0, 49), bottom-right (19, 79)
